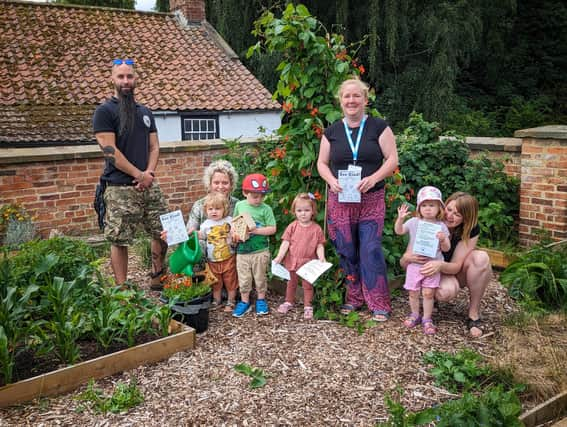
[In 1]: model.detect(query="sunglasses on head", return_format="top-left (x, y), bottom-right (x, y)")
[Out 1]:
top-left (112, 58), bottom-right (134, 66)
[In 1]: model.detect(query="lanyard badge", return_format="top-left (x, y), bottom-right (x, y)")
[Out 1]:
top-left (342, 115), bottom-right (367, 165)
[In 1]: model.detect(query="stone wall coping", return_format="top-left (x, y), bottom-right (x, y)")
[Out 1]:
top-left (465, 137), bottom-right (522, 152)
top-left (0, 138), bottom-right (259, 165)
top-left (514, 125), bottom-right (567, 139)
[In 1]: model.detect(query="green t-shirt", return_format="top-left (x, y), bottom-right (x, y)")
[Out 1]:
top-left (233, 200), bottom-right (276, 254)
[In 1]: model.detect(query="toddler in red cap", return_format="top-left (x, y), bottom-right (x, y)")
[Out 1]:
top-left (231, 174), bottom-right (277, 318)
top-left (394, 186), bottom-right (450, 335)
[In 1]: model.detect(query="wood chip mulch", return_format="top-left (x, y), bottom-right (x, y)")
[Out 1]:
top-left (0, 259), bottom-right (550, 426)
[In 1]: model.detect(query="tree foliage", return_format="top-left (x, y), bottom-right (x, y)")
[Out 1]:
top-left (206, 0), bottom-right (567, 134)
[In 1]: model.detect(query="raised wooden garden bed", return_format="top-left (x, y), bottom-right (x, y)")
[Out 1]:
top-left (520, 390), bottom-right (567, 427)
top-left (0, 320), bottom-right (195, 408)
top-left (481, 247), bottom-right (516, 269)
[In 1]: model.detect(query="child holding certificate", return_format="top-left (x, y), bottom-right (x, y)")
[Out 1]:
top-left (273, 193), bottom-right (326, 320)
top-left (395, 186), bottom-right (450, 335)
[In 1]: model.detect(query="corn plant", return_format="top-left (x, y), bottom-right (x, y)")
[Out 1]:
top-left (0, 269), bottom-right (39, 384)
top-left (43, 276), bottom-right (85, 364)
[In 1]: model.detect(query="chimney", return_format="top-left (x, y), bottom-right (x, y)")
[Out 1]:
top-left (170, 0), bottom-right (205, 22)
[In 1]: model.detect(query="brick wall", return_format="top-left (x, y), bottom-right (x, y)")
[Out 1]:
top-left (0, 140), bottom-right (257, 239)
top-left (1, 131), bottom-right (564, 246)
top-left (466, 137), bottom-right (522, 179)
top-left (515, 126), bottom-right (567, 246)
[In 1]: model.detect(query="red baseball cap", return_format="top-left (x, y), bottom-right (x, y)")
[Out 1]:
top-left (242, 173), bottom-right (270, 193)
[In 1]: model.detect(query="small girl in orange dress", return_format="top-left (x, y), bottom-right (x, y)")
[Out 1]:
top-left (273, 193), bottom-right (326, 320)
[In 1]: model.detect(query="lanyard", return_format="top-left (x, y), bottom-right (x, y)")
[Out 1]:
top-left (342, 115), bottom-right (367, 164)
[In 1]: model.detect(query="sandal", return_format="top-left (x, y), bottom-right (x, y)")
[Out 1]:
top-left (371, 310), bottom-right (390, 322)
top-left (277, 302), bottom-right (294, 314)
top-left (422, 318), bottom-right (437, 335)
top-left (304, 306), bottom-right (314, 320)
top-left (403, 313), bottom-right (421, 328)
top-left (467, 317), bottom-right (483, 337)
top-left (340, 304), bottom-right (359, 315)
top-left (210, 300), bottom-right (222, 311)
top-left (224, 300), bottom-right (235, 313)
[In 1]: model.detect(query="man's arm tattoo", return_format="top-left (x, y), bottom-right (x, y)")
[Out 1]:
top-left (102, 145), bottom-right (116, 166)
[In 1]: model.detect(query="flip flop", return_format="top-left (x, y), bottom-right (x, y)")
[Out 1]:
top-left (467, 317), bottom-right (483, 337)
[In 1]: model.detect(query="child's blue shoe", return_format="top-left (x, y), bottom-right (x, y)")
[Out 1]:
top-left (255, 299), bottom-right (269, 315)
top-left (232, 301), bottom-right (251, 318)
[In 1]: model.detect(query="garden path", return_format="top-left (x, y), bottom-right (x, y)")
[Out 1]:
top-left (0, 255), bottom-right (562, 426)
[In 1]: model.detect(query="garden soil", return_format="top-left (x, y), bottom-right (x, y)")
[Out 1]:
top-left (1, 253), bottom-right (565, 426)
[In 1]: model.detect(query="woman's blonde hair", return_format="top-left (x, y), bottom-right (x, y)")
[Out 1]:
top-left (445, 192), bottom-right (479, 244)
top-left (337, 78), bottom-right (369, 100)
top-left (203, 159), bottom-right (238, 192)
top-left (203, 192), bottom-right (229, 217)
top-left (291, 193), bottom-right (317, 217)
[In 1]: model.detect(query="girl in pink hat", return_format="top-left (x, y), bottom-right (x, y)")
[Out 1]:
top-left (395, 186), bottom-right (450, 335)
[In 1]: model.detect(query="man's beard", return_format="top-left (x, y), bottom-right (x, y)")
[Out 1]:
top-left (116, 86), bottom-right (136, 137)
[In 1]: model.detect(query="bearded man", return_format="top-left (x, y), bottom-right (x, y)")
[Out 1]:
top-left (93, 58), bottom-right (168, 289)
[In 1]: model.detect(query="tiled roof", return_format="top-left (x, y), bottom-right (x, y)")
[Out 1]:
top-left (0, 0), bottom-right (280, 145)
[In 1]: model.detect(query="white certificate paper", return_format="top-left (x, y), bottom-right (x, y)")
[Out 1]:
top-left (412, 220), bottom-right (442, 258)
top-left (296, 260), bottom-right (333, 284)
top-left (271, 261), bottom-right (291, 281)
top-left (160, 210), bottom-right (189, 246)
top-left (338, 169), bottom-right (361, 203)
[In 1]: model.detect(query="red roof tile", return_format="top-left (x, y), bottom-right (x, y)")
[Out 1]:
top-left (0, 0), bottom-right (280, 145)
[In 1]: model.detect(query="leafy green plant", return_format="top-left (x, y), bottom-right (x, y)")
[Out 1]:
top-left (339, 310), bottom-right (376, 334)
top-left (378, 389), bottom-right (437, 426)
top-left (234, 363), bottom-right (267, 389)
top-left (379, 385), bottom-right (523, 426)
top-left (76, 378), bottom-right (144, 414)
top-left (423, 349), bottom-right (492, 393)
top-left (89, 285), bottom-right (129, 350)
top-left (500, 236), bottom-right (567, 312)
top-left (9, 237), bottom-right (97, 292)
top-left (44, 276), bottom-right (85, 364)
top-left (397, 112), bottom-right (519, 248)
top-left (477, 201), bottom-right (516, 248)
top-left (0, 284), bottom-right (39, 384)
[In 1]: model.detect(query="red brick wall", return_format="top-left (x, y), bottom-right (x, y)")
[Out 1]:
top-left (0, 141), bottom-right (232, 239)
top-left (466, 137), bottom-right (522, 179)
top-left (516, 128), bottom-right (567, 246)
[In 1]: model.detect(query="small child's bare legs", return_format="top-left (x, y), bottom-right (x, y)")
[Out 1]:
top-left (408, 290), bottom-right (420, 315)
top-left (422, 288), bottom-right (436, 320)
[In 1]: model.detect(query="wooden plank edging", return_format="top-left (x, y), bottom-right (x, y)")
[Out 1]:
top-left (0, 320), bottom-right (195, 408)
top-left (520, 390), bottom-right (567, 427)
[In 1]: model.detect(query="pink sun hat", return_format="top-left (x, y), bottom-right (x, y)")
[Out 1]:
top-left (417, 186), bottom-right (444, 209)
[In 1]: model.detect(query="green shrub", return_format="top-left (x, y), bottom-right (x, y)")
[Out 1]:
top-left (397, 112), bottom-right (519, 248)
top-left (500, 235), bottom-right (567, 312)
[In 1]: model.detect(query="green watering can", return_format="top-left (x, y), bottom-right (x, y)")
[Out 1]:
top-left (169, 231), bottom-right (202, 276)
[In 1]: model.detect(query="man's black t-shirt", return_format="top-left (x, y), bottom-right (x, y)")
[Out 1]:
top-left (93, 97), bottom-right (157, 185)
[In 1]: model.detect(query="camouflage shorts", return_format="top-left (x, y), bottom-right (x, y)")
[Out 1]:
top-left (103, 183), bottom-right (168, 246)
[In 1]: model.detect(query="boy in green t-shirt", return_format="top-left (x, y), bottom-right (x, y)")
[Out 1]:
top-left (232, 174), bottom-right (276, 317)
